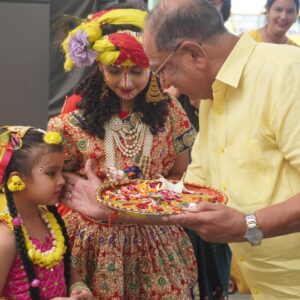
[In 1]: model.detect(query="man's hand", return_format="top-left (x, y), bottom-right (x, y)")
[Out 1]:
top-left (61, 159), bottom-right (112, 220)
top-left (162, 202), bottom-right (246, 243)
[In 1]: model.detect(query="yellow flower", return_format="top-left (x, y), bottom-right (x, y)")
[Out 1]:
top-left (64, 54), bottom-right (74, 72)
top-left (93, 37), bottom-right (119, 65)
top-left (81, 21), bottom-right (101, 43)
top-left (35, 251), bottom-right (42, 261)
top-left (43, 132), bottom-right (63, 145)
top-left (93, 36), bottom-right (115, 52)
top-left (96, 51), bottom-right (120, 65)
top-left (28, 248), bottom-right (35, 259)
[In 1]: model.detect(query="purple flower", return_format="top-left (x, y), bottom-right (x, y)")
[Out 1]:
top-left (68, 30), bottom-right (97, 67)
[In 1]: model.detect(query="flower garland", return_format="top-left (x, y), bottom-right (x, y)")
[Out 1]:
top-left (21, 210), bottom-right (66, 269)
top-left (61, 8), bottom-right (149, 71)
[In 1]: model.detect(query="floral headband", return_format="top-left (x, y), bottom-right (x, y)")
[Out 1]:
top-left (62, 8), bottom-right (149, 71)
top-left (0, 126), bottom-right (63, 185)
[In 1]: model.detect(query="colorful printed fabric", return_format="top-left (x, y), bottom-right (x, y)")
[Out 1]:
top-left (0, 210), bottom-right (67, 299)
top-left (66, 213), bottom-right (199, 299)
top-left (48, 98), bottom-right (199, 299)
top-left (48, 98), bottom-right (196, 179)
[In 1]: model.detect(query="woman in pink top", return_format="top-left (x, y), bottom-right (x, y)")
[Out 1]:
top-left (0, 126), bottom-right (93, 300)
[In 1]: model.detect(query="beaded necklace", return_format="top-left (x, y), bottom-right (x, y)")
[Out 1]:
top-left (21, 209), bottom-right (66, 269)
top-left (104, 112), bottom-right (153, 179)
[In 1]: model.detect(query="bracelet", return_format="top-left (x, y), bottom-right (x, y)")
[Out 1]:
top-left (69, 281), bottom-right (91, 294)
top-left (108, 210), bottom-right (120, 226)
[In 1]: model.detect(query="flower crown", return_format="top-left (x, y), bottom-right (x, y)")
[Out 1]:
top-left (0, 126), bottom-right (63, 185)
top-left (62, 8), bottom-right (149, 71)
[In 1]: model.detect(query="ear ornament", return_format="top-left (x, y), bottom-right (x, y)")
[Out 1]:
top-left (7, 175), bottom-right (26, 192)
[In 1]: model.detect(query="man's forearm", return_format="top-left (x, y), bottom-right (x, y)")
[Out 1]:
top-left (256, 192), bottom-right (300, 238)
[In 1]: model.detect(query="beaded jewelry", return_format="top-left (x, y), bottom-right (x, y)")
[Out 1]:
top-left (104, 112), bottom-right (152, 178)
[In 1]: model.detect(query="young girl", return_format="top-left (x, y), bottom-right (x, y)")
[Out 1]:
top-left (0, 126), bottom-right (93, 300)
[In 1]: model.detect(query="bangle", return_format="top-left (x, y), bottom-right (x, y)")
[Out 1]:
top-left (69, 281), bottom-right (91, 294)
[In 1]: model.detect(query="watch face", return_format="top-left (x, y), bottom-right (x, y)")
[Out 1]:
top-left (245, 228), bottom-right (263, 245)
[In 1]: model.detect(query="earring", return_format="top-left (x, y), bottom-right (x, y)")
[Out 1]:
top-left (7, 175), bottom-right (26, 192)
top-left (100, 83), bottom-right (109, 99)
top-left (145, 74), bottom-right (165, 104)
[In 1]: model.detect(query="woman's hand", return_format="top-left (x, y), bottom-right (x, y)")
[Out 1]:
top-left (61, 159), bottom-right (112, 220)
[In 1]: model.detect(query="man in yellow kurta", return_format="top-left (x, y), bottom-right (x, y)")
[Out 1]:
top-left (143, 0), bottom-right (300, 299)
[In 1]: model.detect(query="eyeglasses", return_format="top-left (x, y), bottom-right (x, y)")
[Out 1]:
top-left (153, 42), bottom-right (183, 78)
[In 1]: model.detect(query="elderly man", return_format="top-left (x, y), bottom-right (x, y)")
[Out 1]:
top-left (61, 0), bottom-right (300, 298)
top-left (142, 0), bottom-right (300, 299)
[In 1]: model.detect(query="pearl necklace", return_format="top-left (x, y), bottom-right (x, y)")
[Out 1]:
top-left (104, 112), bottom-right (153, 178)
top-left (22, 210), bottom-right (66, 269)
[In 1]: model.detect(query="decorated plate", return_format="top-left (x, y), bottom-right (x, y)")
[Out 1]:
top-left (96, 179), bottom-right (227, 216)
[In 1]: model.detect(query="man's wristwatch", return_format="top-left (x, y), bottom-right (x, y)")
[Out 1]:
top-left (244, 213), bottom-right (264, 246)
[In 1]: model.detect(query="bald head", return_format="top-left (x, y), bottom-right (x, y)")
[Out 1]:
top-left (145, 0), bottom-right (226, 51)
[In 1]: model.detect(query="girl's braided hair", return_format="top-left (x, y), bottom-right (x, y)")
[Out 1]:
top-left (2, 129), bottom-right (71, 299)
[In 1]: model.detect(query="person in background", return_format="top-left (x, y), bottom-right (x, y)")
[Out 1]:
top-left (208, 0), bottom-right (231, 23)
top-left (48, 3), bottom-right (199, 299)
top-left (248, 0), bottom-right (299, 45)
top-left (0, 126), bottom-right (93, 299)
top-left (142, 0), bottom-right (300, 298)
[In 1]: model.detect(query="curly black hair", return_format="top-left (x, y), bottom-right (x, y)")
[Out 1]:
top-left (68, 2), bottom-right (170, 139)
top-left (2, 129), bottom-right (71, 299)
top-left (75, 67), bottom-right (170, 139)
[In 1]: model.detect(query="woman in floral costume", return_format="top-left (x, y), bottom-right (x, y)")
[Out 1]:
top-left (48, 3), bottom-right (199, 299)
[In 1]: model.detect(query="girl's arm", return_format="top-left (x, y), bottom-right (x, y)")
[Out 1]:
top-left (0, 223), bottom-right (16, 294)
